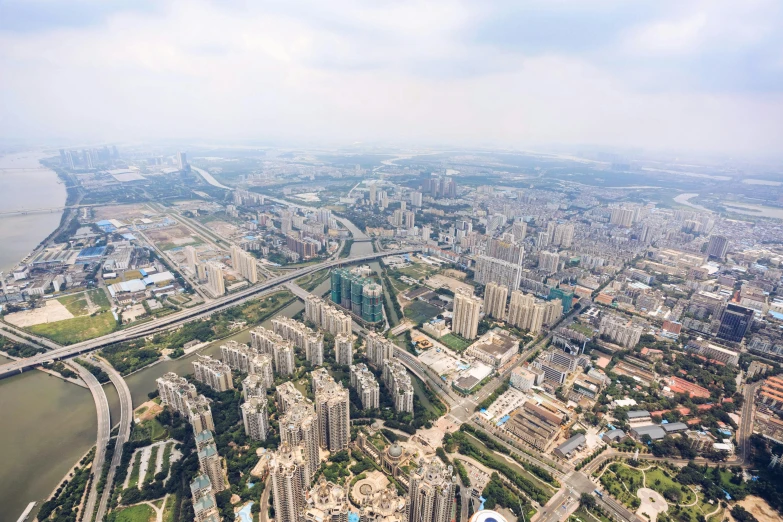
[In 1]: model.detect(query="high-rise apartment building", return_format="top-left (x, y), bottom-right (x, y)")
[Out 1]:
top-left (188, 395), bottom-right (216, 434)
top-left (157, 372), bottom-right (198, 415)
top-left (177, 151), bottom-right (188, 170)
top-left (273, 342), bottom-right (296, 376)
top-left (474, 255), bottom-right (523, 293)
top-left (314, 376), bottom-right (351, 451)
top-left (279, 402), bottom-right (321, 480)
top-left (599, 314), bottom-right (643, 348)
top-left (249, 354), bottom-right (274, 388)
top-left (382, 360), bottom-right (414, 413)
top-left (538, 251), bottom-right (560, 274)
top-left (486, 237), bottom-right (524, 264)
top-left (706, 235), bottom-right (729, 259)
top-left (276, 381), bottom-right (305, 413)
top-left (205, 262), bottom-right (225, 297)
top-left (483, 281), bottom-right (508, 321)
top-left (191, 474), bottom-right (220, 522)
top-left (453, 288), bottom-right (482, 340)
top-left (220, 340), bottom-right (254, 373)
top-left (270, 443), bottom-right (308, 522)
top-left (305, 295), bottom-right (352, 336)
top-left (193, 355), bottom-right (234, 392)
top-left (335, 334), bottom-right (353, 366)
top-left (552, 223), bottom-right (574, 248)
top-left (197, 443), bottom-right (226, 491)
top-left (241, 396), bottom-right (269, 441)
top-left (272, 316), bottom-right (324, 366)
top-left (507, 290), bottom-right (547, 334)
top-left (369, 183), bottom-right (377, 205)
top-left (512, 220), bottom-right (527, 241)
top-left (241, 374), bottom-right (266, 400)
top-left (366, 332), bottom-right (396, 370)
top-left (350, 363), bottom-right (380, 410)
top-left (411, 191), bottom-right (423, 207)
top-left (185, 245), bottom-right (199, 276)
top-left (230, 245), bottom-right (258, 283)
top-left (610, 207), bottom-right (635, 227)
top-left (304, 477), bottom-right (351, 522)
top-left (407, 458), bottom-right (457, 522)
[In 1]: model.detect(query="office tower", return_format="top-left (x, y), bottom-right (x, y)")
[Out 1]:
top-left (335, 333), bottom-right (353, 365)
top-left (305, 477), bottom-right (351, 522)
top-left (599, 314), bottom-right (644, 348)
top-left (486, 237), bottom-right (524, 264)
top-left (407, 458), bottom-right (457, 522)
top-left (315, 377), bottom-right (350, 451)
top-left (191, 475), bottom-right (220, 522)
top-left (241, 396), bottom-right (269, 441)
top-left (512, 220), bottom-right (527, 241)
top-left (188, 395), bottom-right (216, 434)
top-left (85, 150), bottom-right (94, 169)
top-left (484, 281), bottom-right (508, 321)
top-left (270, 443), bottom-right (308, 522)
top-left (366, 331), bottom-right (395, 370)
top-left (369, 183), bottom-right (377, 205)
top-left (411, 191), bottom-right (423, 207)
top-left (610, 207), bottom-right (635, 227)
top-left (220, 340), bottom-right (253, 373)
top-left (230, 245), bottom-right (258, 283)
top-left (718, 304), bottom-right (754, 343)
top-left (66, 150), bottom-right (75, 170)
top-left (382, 360), bottom-right (414, 413)
top-left (156, 372), bottom-right (198, 415)
top-left (177, 151), bottom-right (187, 170)
top-left (453, 288), bottom-right (482, 340)
top-left (193, 355), bottom-right (234, 392)
top-left (552, 223), bottom-right (574, 248)
top-left (205, 262), bottom-right (225, 297)
top-left (185, 245), bottom-right (199, 276)
top-left (197, 443), bottom-right (226, 491)
top-left (706, 235), bottom-right (729, 259)
top-left (538, 251), bottom-right (560, 274)
top-left (474, 255), bottom-right (523, 293)
top-left (350, 363), bottom-right (380, 410)
top-left (280, 402), bottom-right (321, 480)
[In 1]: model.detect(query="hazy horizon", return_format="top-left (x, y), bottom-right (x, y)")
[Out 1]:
top-left (1, 0), bottom-right (782, 159)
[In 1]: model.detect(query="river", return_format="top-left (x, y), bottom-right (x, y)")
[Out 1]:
top-left (0, 152), bottom-right (67, 272)
top-left (0, 209), bottom-right (372, 521)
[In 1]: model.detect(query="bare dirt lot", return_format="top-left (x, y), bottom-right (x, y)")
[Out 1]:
top-left (93, 203), bottom-right (154, 221)
top-left (5, 300), bottom-right (74, 327)
top-left (145, 225), bottom-right (200, 249)
top-left (206, 220), bottom-right (240, 238)
top-left (636, 488), bottom-right (667, 522)
top-left (736, 496), bottom-right (780, 522)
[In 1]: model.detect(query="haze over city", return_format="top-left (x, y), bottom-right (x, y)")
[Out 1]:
top-left (2, 3), bottom-right (783, 522)
top-left (1, 0), bottom-right (783, 156)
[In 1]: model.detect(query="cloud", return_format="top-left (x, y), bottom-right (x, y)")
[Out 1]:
top-left (0, 0), bottom-right (781, 157)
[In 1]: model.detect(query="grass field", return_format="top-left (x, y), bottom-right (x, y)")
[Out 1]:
top-left (132, 419), bottom-right (169, 443)
top-left (112, 504), bottom-right (156, 522)
top-left (88, 289), bottom-right (111, 309)
top-left (162, 495), bottom-right (177, 522)
top-left (570, 507), bottom-right (612, 522)
top-left (404, 300), bottom-right (441, 324)
top-left (29, 310), bottom-right (118, 344)
top-left (439, 333), bottom-right (472, 352)
top-left (57, 293), bottom-right (89, 315)
top-left (144, 446), bottom-right (159, 484)
top-left (128, 451), bottom-right (142, 489)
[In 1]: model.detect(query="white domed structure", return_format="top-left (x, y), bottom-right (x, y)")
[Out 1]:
top-left (470, 510), bottom-right (509, 522)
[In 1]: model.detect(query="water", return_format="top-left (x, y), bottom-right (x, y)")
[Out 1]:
top-left (0, 152), bottom-right (67, 272)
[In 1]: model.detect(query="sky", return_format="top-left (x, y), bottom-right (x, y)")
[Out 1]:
top-left (1, 0), bottom-right (782, 157)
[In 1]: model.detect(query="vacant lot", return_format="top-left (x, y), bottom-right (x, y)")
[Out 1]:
top-left (29, 311), bottom-right (118, 345)
top-left (145, 225), bottom-right (201, 250)
top-left (404, 300), bottom-right (442, 324)
top-left (5, 300), bottom-right (74, 327)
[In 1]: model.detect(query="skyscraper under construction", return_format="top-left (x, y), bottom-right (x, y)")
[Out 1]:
top-left (330, 268), bottom-right (383, 323)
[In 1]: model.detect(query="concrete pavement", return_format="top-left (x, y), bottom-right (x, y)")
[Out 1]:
top-left (66, 360), bottom-right (111, 522)
top-left (94, 356), bottom-right (133, 522)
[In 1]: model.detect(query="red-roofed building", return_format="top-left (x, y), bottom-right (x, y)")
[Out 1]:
top-left (666, 377), bottom-right (711, 399)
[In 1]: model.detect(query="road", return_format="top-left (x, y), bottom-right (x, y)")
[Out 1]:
top-left (0, 248), bottom-right (421, 378)
top-left (739, 381), bottom-right (762, 463)
top-left (94, 356), bottom-right (133, 522)
top-left (66, 360), bottom-right (111, 522)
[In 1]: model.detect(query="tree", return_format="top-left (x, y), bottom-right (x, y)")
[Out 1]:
top-left (730, 506), bottom-right (758, 522)
top-left (580, 493), bottom-right (596, 510)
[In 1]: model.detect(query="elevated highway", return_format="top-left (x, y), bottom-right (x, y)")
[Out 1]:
top-left (0, 248), bottom-right (421, 379)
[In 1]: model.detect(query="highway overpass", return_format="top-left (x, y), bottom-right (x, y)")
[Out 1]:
top-left (0, 248), bottom-right (421, 379)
